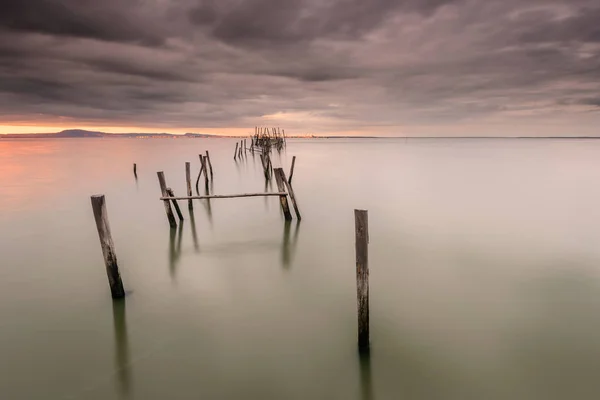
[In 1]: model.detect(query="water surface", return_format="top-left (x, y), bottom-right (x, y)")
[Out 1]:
top-left (2, 138), bottom-right (600, 399)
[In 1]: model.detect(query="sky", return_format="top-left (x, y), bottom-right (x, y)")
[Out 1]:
top-left (1, 0), bottom-right (599, 136)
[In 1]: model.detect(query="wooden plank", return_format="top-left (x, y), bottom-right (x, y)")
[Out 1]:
top-left (278, 168), bottom-right (301, 220)
top-left (273, 168), bottom-right (292, 221)
top-left (90, 195), bottom-right (125, 299)
top-left (157, 171), bottom-right (177, 228)
top-left (160, 192), bottom-right (286, 200)
top-left (205, 151), bottom-right (214, 179)
top-left (185, 162), bottom-right (193, 210)
top-left (167, 188), bottom-right (184, 221)
top-left (354, 209), bottom-right (369, 350)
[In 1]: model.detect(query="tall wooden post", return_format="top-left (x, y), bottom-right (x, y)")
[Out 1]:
top-left (157, 171), bottom-right (177, 228)
top-left (91, 195), bottom-right (125, 299)
top-left (185, 162), bottom-right (193, 210)
top-left (355, 209), bottom-right (369, 350)
top-left (205, 151), bottom-right (214, 179)
top-left (273, 168), bottom-right (292, 221)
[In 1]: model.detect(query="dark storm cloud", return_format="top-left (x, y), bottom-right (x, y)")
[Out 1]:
top-left (190, 0), bottom-right (456, 45)
top-left (0, 0), bottom-right (164, 44)
top-left (0, 0), bottom-right (599, 134)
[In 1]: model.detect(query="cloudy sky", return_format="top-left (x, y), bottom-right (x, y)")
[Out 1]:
top-left (1, 0), bottom-right (599, 136)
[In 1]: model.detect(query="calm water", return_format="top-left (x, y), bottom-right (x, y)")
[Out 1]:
top-left (2, 138), bottom-right (600, 399)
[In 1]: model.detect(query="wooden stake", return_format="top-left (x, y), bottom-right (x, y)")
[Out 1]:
top-left (234, 142), bottom-right (238, 160)
top-left (157, 171), bottom-right (177, 228)
top-left (185, 162), bottom-right (193, 210)
top-left (354, 209), bottom-right (369, 350)
top-left (273, 168), bottom-right (292, 221)
top-left (90, 195), bottom-right (125, 299)
top-left (133, 163), bottom-right (137, 179)
top-left (278, 169), bottom-right (301, 220)
top-left (205, 151), bottom-right (214, 179)
top-left (166, 188), bottom-right (184, 221)
top-left (199, 155), bottom-right (209, 192)
top-left (195, 158), bottom-right (205, 194)
top-left (289, 156), bottom-right (296, 184)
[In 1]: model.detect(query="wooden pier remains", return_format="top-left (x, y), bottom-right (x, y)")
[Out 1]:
top-left (355, 209), bottom-right (369, 350)
top-left (157, 171), bottom-right (177, 228)
top-left (91, 195), bottom-right (125, 299)
top-left (185, 162), bottom-right (193, 210)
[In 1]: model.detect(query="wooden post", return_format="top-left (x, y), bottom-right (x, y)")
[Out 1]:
top-left (205, 151), bottom-right (214, 179)
top-left (244, 139), bottom-right (247, 153)
top-left (157, 171), bottom-right (177, 228)
top-left (185, 162), bottom-right (193, 210)
top-left (90, 195), bottom-right (125, 299)
top-left (273, 168), bottom-right (292, 221)
top-left (239, 140), bottom-right (243, 157)
top-left (277, 169), bottom-right (301, 220)
top-left (195, 159), bottom-right (205, 194)
top-left (133, 163), bottom-right (137, 179)
top-left (234, 142), bottom-right (238, 160)
top-left (199, 155), bottom-right (209, 192)
top-left (167, 188), bottom-right (184, 221)
top-left (289, 156), bottom-right (296, 184)
top-left (354, 209), bottom-right (369, 350)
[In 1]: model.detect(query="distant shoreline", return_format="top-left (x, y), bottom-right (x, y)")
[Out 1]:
top-left (1, 129), bottom-right (599, 140)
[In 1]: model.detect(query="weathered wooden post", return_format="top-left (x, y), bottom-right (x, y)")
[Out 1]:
top-left (90, 195), bottom-right (125, 299)
top-left (289, 156), bottom-right (296, 184)
top-left (133, 163), bottom-right (137, 179)
top-left (354, 209), bottom-right (369, 350)
top-left (199, 155), bottom-right (209, 192)
top-left (167, 188), bottom-right (184, 221)
top-left (205, 151), bottom-right (214, 179)
top-left (234, 142), bottom-right (238, 160)
top-left (157, 171), bottom-right (177, 228)
top-left (273, 168), bottom-right (292, 221)
top-left (277, 169), bottom-right (301, 220)
top-left (244, 139), bottom-right (247, 153)
top-left (185, 162), bottom-right (193, 210)
top-left (239, 140), bottom-right (243, 157)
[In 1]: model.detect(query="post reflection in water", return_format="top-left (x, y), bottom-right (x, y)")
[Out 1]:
top-left (169, 223), bottom-right (184, 279)
top-left (281, 220), bottom-right (301, 268)
top-left (189, 209), bottom-right (200, 252)
top-left (112, 300), bottom-right (132, 398)
top-left (203, 185), bottom-right (213, 227)
top-left (359, 350), bottom-right (374, 400)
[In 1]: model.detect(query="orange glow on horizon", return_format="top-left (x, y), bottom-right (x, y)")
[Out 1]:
top-left (0, 124), bottom-right (254, 136)
top-left (0, 123), bottom-right (374, 137)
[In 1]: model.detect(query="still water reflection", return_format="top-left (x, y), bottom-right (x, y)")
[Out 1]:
top-left (2, 138), bottom-right (600, 399)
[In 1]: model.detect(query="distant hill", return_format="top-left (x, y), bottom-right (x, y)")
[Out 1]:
top-left (0, 129), bottom-right (220, 139)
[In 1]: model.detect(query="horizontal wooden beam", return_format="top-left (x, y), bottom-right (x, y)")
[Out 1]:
top-left (160, 192), bottom-right (287, 200)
